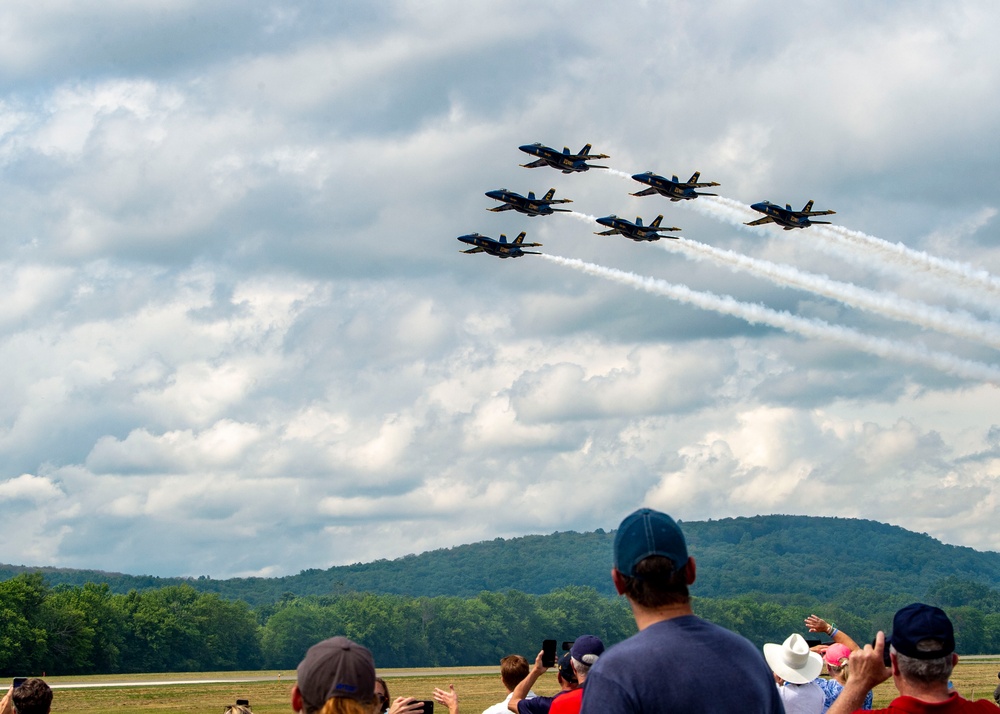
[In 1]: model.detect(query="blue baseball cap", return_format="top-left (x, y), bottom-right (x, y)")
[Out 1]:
top-left (570, 635), bottom-right (604, 665)
top-left (887, 603), bottom-right (955, 660)
top-left (614, 508), bottom-right (688, 577)
top-left (557, 653), bottom-right (577, 683)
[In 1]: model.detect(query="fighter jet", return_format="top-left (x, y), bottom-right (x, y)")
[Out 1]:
top-left (457, 231), bottom-right (542, 258)
top-left (630, 171), bottom-right (720, 201)
top-left (518, 142), bottom-right (610, 173)
top-left (594, 214), bottom-right (681, 242)
top-left (485, 188), bottom-right (573, 217)
top-left (746, 200), bottom-right (836, 230)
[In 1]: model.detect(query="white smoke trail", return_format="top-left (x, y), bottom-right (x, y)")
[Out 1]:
top-left (568, 210), bottom-right (598, 224)
top-left (605, 169), bottom-right (633, 180)
top-left (814, 224), bottom-right (1000, 296)
top-left (540, 254), bottom-right (1000, 384)
top-left (666, 237), bottom-right (1000, 349)
top-left (685, 196), bottom-right (1000, 314)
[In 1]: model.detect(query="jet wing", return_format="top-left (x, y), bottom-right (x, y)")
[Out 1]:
top-left (487, 205), bottom-right (514, 212)
top-left (745, 216), bottom-right (775, 226)
top-left (520, 250), bottom-right (543, 255)
top-left (689, 181), bottom-right (721, 188)
top-left (802, 210), bottom-right (836, 216)
top-left (520, 159), bottom-right (549, 168)
top-left (595, 229), bottom-right (619, 236)
top-left (461, 247), bottom-right (486, 253)
top-left (630, 188), bottom-right (659, 197)
top-left (546, 198), bottom-right (573, 205)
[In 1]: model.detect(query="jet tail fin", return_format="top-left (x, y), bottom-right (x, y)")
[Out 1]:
top-left (512, 231), bottom-right (527, 245)
top-left (689, 172), bottom-right (700, 184)
top-left (803, 200), bottom-right (815, 213)
top-left (650, 215), bottom-right (664, 228)
top-left (579, 143), bottom-right (592, 156)
top-left (542, 189), bottom-right (556, 201)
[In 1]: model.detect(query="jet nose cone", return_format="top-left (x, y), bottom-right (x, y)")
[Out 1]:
top-left (518, 144), bottom-right (538, 153)
top-left (750, 202), bottom-right (765, 211)
top-left (485, 190), bottom-right (502, 198)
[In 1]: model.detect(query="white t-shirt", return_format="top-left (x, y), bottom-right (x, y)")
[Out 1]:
top-left (482, 691), bottom-right (537, 714)
top-left (777, 682), bottom-right (825, 714)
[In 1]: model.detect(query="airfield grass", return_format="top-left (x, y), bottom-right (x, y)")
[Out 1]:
top-left (40, 658), bottom-right (1000, 712)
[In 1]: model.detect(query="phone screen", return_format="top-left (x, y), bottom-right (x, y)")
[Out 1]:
top-left (13, 678), bottom-right (27, 689)
top-left (542, 639), bottom-right (557, 668)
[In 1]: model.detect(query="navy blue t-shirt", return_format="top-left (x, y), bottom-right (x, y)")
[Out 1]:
top-left (518, 691), bottom-right (567, 714)
top-left (580, 615), bottom-right (784, 714)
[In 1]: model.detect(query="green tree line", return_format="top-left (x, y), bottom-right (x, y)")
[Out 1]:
top-left (7, 516), bottom-right (1000, 607)
top-left (5, 573), bottom-right (1000, 676)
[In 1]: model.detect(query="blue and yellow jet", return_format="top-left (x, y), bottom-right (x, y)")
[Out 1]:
top-left (746, 200), bottom-right (836, 230)
top-left (458, 231), bottom-right (542, 258)
top-left (630, 171), bottom-right (720, 201)
top-left (485, 188), bottom-right (573, 217)
top-left (594, 214), bottom-right (681, 242)
top-left (518, 142), bottom-right (610, 173)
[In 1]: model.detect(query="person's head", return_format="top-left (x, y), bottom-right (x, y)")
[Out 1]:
top-left (374, 678), bottom-right (390, 714)
top-left (556, 653), bottom-right (578, 690)
top-left (887, 603), bottom-right (958, 687)
top-left (12, 679), bottom-right (52, 714)
top-left (293, 636), bottom-right (377, 714)
top-left (763, 634), bottom-right (823, 685)
top-left (225, 706), bottom-right (252, 714)
top-left (499, 654), bottom-right (530, 692)
top-left (569, 635), bottom-right (604, 683)
top-left (612, 508), bottom-right (694, 608)
top-left (824, 643), bottom-right (852, 682)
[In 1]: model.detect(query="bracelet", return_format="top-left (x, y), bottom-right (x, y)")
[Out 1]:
top-left (830, 627), bottom-right (839, 637)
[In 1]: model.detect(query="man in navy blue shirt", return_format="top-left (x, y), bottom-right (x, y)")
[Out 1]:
top-left (579, 508), bottom-right (784, 714)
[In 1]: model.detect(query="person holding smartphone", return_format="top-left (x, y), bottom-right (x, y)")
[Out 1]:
top-left (0, 678), bottom-right (52, 714)
top-left (507, 650), bottom-right (580, 714)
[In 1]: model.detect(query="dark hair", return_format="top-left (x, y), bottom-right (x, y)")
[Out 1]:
top-left (12, 679), bottom-right (52, 714)
top-left (618, 555), bottom-right (689, 608)
top-left (375, 677), bottom-right (390, 714)
top-left (500, 655), bottom-right (530, 691)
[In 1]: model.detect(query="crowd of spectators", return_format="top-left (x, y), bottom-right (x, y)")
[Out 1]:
top-left (5, 508), bottom-right (998, 714)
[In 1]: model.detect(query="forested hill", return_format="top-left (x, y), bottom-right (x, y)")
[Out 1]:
top-left (4, 515), bottom-right (1000, 606)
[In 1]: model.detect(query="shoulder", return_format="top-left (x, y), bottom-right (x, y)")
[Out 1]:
top-left (518, 695), bottom-right (555, 714)
top-left (549, 689), bottom-right (583, 714)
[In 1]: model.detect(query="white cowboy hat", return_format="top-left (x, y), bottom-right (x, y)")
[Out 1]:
top-left (763, 633), bottom-right (823, 684)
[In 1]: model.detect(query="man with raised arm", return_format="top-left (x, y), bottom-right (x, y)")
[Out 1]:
top-left (827, 603), bottom-right (999, 713)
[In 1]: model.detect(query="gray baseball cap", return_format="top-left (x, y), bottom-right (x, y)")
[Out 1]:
top-left (297, 636), bottom-right (376, 711)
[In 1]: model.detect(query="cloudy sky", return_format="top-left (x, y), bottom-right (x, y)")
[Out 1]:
top-left (2, 0), bottom-right (999, 579)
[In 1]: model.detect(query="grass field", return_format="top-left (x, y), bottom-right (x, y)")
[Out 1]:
top-left (37, 658), bottom-right (1000, 712)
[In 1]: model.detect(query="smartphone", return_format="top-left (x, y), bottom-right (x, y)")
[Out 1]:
top-left (562, 641), bottom-right (573, 652)
top-left (13, 678), bottom-right (27, 689)
top-left (804, 638), bottom-right (822, 648)
top-left (236, 700), bottom-right (250, 707)
top-left (413, 700), bottom-right (434, 714)
top-left (542, 639), bottom-right (557, 668)
top-left (872, 637), bottom-right (892, 667)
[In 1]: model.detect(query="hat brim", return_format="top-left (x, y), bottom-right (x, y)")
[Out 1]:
top-left (763, 643), bottom-right (823, 684)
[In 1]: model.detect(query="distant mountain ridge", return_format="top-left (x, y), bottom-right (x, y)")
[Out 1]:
top-left (4, 515), bottom-right (999, 607)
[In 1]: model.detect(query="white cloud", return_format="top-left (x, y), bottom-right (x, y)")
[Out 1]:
top-left (0, 0), bottom-right (998, 577)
